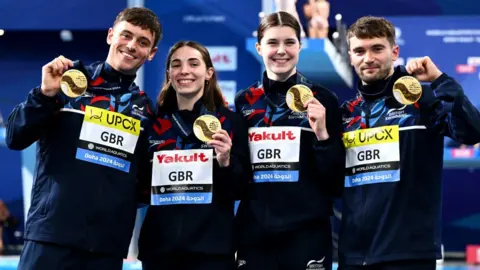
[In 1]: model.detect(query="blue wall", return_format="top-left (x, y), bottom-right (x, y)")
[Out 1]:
top-left (0, 31), bottom-right (109, 227)
top-left (0, 1), bottom-right (127, 30)
top-left (2, 0), bottom-right (480, 254)
top-left (143, 0), bottom-right (262, 101)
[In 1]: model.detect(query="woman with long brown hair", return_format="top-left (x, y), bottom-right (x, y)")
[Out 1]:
top-left (234, 11), bottom-right (344, 270)
top-left (137, 40), bottom-right (252, 270)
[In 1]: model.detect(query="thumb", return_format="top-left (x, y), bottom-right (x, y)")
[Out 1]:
top-left (420, 56), bottom-right (432, 67)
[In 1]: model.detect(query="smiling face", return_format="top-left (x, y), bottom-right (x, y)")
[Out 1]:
top-left (349, 36), bottom-right (399, 84)
top-left (347, 16), bottom-right (399, 85)
top-left (105, 21), bottom-right (158, 75)
top-left (167, 45), bottom-right (214, 99)
top-left (256, 26), bottom-right (301, 81)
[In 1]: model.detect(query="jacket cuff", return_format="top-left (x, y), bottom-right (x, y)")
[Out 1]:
top-left (314, 136), bottom-right (334, 147)
top-left (217, 160), bottom-right (233, 173)
top-left (32, 87), bottom-right (59, 104)
top-left (430, 73), bottom-right (449, 90)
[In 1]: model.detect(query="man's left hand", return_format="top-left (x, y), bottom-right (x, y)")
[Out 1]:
top-left (406, 56), bottom-right (443, 82)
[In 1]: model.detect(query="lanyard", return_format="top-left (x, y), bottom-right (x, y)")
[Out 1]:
top-left (170, 104), bottom-right (215, 138)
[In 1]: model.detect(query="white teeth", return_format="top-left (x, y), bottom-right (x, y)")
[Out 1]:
top-left (179, 80), bottom-right (194, 84)
top-left (121, 52), bottom-right (135, 59)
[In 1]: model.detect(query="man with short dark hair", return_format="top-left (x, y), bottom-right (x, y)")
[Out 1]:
top-left (7, 7), bottom-right (162, 270)
top-left (339, 16), bottom-right (480, 270)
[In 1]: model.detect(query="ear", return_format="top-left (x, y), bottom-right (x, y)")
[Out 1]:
top-left (205, 67), bottom-right (214, 80)
top-left (391, 44), bottom-right (400, 62)
top-left (148, 47), bottom-right (158, 61)
top-left (106, 28), bottom-right (114, 45)
top-left (255, 42), bottom-right (262, 56)
top-left (348, 50), bottom-right (353, 66)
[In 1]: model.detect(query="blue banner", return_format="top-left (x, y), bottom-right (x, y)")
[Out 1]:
top-left (328, 0), bottom-right (480, 25)
top-left (0, 1), bottom-right (127, 30)
top-left (143, 0), bottom-right (262, 106)
top-left (385, 16), bottom-right (480, 252)
top-left (387, 16), bottom-right (480, 106)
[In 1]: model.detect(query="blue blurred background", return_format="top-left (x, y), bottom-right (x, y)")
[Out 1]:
top-left (1, 0), bottom-right (480, 268)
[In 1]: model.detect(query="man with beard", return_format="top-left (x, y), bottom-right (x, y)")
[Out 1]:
top-left (339, 16), bottom-right (480, 270)
top-left (6, 7), bottom-right (161, 270)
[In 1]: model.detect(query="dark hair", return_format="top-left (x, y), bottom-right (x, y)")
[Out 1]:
top-left (113, 7), bottom-right (163, 48)
top-left (347, 16), bottom-right (396, 48)
top-left (157, 41), bottom-right (226, 112)
top-left (257, 11), bottom-right (302, 43)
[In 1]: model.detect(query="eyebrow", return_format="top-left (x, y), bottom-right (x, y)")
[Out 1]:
top-left (266, 38), bottom-right (297, 42)
top-left (352, 44), bottom-right (385, 51)
top-left (171, 58), bottom-right (201, 63)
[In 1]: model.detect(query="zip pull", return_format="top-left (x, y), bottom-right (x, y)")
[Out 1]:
top-left (365, 110), bottom-right (371, 128)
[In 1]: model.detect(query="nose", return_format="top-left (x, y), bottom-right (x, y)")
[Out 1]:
top-left (364, 50), bottom-right (374, 63)
top-left (277, 44), bottom-right (286, 55)
top-left (126, 39), bottom-right (137, 52)
top-left (180, 64), bottom-right (190, 75)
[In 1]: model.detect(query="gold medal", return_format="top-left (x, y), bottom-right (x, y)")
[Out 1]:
top-left (60, 69), bottom-right (88, 98)
top-left (392, 76), bottom-right (422, 105)
top-left (286, 84), bottom-right (314, 112)
top-left (193, 115), bottom-right (222, 142)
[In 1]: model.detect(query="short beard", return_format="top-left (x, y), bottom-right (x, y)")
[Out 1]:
top-left (358, 65), bottom-right (392, 84)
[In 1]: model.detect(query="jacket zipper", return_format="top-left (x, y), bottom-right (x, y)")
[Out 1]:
top-left (268, 106), bottom-right (276, 126)
top-left (265, 106), bottom-right (275, 225)
top-left (364, 108), bottom-right (371, 128)
top-left (114, 95), bottom-right (119, 112)
top-left (176, 139), bottom-right (186, 245)
top-left (362, 105), bottom-right (372, 265)
top-left (362, 191), bottom-right (369, 265)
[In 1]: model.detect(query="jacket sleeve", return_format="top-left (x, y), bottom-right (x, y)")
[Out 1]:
top-left (313, 89), bottom-right (346, 197)
top-left (6, 87), bottom-right (62, 150)
top-left (418, 73), bottom-right (480, 145)
top-left (135, 97), bottom-right (156, 207)
top-left (135, 123), bottom-right (153, 208)
top-left (216, 111), bottom-right (253, 201)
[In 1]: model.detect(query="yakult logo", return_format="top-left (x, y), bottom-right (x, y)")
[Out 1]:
top-left (249, 130), bottom-right (296, 141)
top-left (156, 153), bottom-right (209, 163)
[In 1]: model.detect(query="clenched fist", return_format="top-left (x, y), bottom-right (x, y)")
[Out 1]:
top-left (40, 55), bottom-right (74, 97)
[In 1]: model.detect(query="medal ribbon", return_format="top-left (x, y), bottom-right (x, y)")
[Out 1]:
top-left (170, 104), bottom-right (216, 138)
